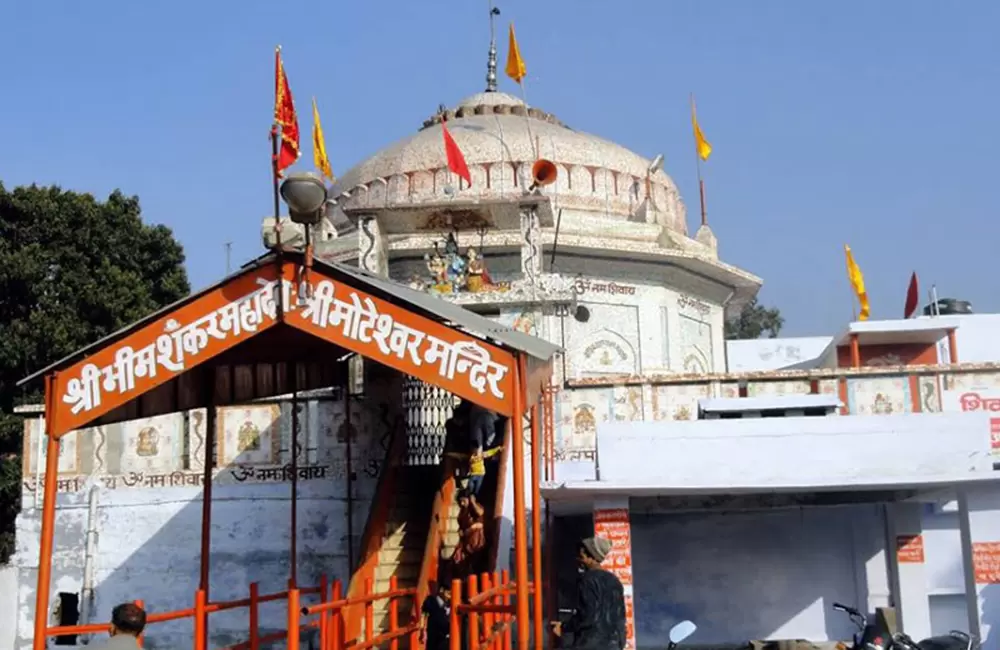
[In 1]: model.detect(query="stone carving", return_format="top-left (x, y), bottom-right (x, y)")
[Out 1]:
top-left (678, 314), bottom-right (712, 374)
top-left (520, 205), bottom-right (541, 283)
top-left (358, 214), bottom-right (388, 276)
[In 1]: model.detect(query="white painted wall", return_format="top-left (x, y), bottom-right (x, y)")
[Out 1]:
top-left (13, 478), bottom-right (374, 650)
top-left (11, 388), bottom-right (397, 650)
top-left (1, 565), bottom-right (18, 648)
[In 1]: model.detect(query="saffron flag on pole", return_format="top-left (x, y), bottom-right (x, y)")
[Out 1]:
top-left (844, 244), bottom-right (871, 321)
top-left (505, 23), bottom-right (527, 84)
top-left (904, 272), bottom-right (920, 319)
top-left (274, 47), bottom-right (300, 177)
top-left (691, 96), bottom-right (712, 161)
top-left (442, 119), bottom-right (471, 186)
top-left (311, 98), bottom-right (334, 182)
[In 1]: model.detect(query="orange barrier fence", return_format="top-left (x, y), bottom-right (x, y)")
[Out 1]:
top-left (43, 572), bottom-right (527, 650)
top-left (450, 570), bottom-right (537, 650)
top-left (43, 578), bottom-right (327, 650)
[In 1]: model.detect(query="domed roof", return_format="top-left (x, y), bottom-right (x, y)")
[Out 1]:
top-left (332, 92), bottom-right (687, 235)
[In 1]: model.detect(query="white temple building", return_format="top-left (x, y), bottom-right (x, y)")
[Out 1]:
top-left (8, 28), bottom-right (1000, 650)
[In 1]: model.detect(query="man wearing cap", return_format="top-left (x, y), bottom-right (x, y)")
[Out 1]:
top-left (89, 602), bottom-right (147, 649)
top-left (551, 536), bottom-right (627, 650)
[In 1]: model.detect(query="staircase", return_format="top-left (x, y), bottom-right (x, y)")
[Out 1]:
top-left (346, 414), bottom-right (511, 648)
top-left (370, 466), bottom-right (436, 636)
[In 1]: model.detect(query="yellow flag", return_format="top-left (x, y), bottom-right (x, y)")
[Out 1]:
top-left (691, 97), bottom-right (712, 161)
top-left (844, 244), bottom-right (871, 321)
top-left (505, 23), bottom-right (526, 84)
top-left (311, 98), bottom-right (334, 182)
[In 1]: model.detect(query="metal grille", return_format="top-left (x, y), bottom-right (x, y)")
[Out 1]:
top-left (402, 378), bottom-right (458, 465)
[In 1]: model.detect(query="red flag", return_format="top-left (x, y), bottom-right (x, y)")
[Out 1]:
top-left (904, 272), bottom-right (920, 318)
top-left (273, 48), bottom-right (300, 176)
top-left (442, 119), bottom-right (471, 186)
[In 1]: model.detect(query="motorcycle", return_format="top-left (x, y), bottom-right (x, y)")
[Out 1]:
top-left (832, 602), bottom-right (976, 650)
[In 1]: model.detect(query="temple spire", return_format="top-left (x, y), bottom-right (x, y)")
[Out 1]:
top-left (486, 1), bottom-right (500, 92)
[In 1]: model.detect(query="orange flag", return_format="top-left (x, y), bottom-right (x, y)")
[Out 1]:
top-left (442, 119), bottom-right (471, 186)
top-left (273, 47), bottom-right (300, 176)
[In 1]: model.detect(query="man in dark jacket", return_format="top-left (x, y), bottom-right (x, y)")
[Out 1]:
top-left (551, 536), bottom-right (626, 650)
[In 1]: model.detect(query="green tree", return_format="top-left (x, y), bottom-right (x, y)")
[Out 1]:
top-left (0, 183), bottom-right (189, 563)
top-left (725, 297), bottom-right (785, 340)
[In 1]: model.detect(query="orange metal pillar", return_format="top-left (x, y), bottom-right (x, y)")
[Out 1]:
top-left (530, 399), bottom-right (543, 650)
top-left (948, 328), bottom-right (959, 364)
top-left (290, 366), bottom-right (299, 587)
top-left (850, 333), bottom-right (861, 368)
top-left (32, 374), bottom-right (60, 650)
top-left (511, 357), bottom-right (530, 650)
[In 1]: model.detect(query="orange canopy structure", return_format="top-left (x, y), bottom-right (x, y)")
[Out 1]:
top-left (21, 251), bottom-right (558, 650)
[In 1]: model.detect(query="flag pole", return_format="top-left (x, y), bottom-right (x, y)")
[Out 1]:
top-left (271, 46), bottom-right (286, 321)
top-left (271, 125), bottom-right (282, 248)
top-left (271, 46), bottom-right (283, 252)
top-left (690, 93), bottom-right (707, 227)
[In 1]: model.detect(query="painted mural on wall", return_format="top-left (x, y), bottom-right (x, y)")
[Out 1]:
top-left (20, 390), bottom-right (396, 497)
top-left (747, 380), bottom-right (812, 398)
top-left (847, 377), bottom-right (911, 415)
top-left (497, 308), bottom-right (539, 337)
top-left (650, 383), bottom-right (710, 422)
top-left (122, 414), bottom-right (185, 474)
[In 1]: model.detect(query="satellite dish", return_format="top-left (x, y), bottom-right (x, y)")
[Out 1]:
top-left (669, 620), bottom-right (697, 645)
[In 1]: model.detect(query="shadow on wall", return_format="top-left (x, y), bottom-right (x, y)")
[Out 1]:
top-left (13, 374), bottom-right (403, 649)
top-left (552, 504), bottom-right (885, 649)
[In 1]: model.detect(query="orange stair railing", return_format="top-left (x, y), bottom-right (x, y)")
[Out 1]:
top-left (344, 421), bottom-right (409, 639)
top-left (449, 571), bottom-right (535, 650)
top-left (301, 575), bottom-right (419, 650)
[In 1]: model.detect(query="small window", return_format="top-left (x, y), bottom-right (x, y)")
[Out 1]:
top-left (803, 407), bottom-right (831, 417)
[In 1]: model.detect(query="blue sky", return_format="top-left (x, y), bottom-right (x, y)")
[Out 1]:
top-left (3, 0), bottom-right (997, 336)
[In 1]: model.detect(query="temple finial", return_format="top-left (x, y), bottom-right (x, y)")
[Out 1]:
top-left (486, 1), bottom-right (500, 92)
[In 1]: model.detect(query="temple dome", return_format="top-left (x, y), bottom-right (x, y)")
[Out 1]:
top-left (331, 92), bottom-right (688, 235)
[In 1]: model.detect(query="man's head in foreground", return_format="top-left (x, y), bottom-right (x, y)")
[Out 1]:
top-left (110, 603), bottom-right (146, 637)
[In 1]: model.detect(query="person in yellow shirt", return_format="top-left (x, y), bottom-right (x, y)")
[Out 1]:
top-left (446, 445), bottom-right (503, 497)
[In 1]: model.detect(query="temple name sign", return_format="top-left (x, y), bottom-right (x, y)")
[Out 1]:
top-left (50, 262), bottom-right (516, 437)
